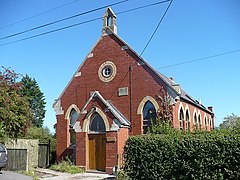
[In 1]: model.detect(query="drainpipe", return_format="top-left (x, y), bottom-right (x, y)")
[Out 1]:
top-left (129, 65), bottom-right (133, 131)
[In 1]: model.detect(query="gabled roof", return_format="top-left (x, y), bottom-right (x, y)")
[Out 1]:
top-left (53, 26), bottom-right (212, 115)
top-left (157, 72), bottom-right (212, 113)
top-left (104, 28), bottom-right (212, 114)
top-left (79, 91), bottom-right (130, 127)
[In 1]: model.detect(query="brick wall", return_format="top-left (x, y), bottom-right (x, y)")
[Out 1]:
top-left (106, 131), bottom-right (118, 174)
top-left (55, 33), bottom-right (214, 174)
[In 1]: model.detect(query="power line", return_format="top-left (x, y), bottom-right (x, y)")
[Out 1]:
top-left (117, 0), bottom-right (170, 15)
top-left (0, 0), bottom-right (128, 40)
top-left (157, 49), bottom-right (240, 69)
top-left (140, 0), bottom-right (173, 56)
top-left (0, 18), bottom-right (102, 47)
top-left (0, 0), bottom-right (81, 30)
top-left (0, 0), bottom-right (170, 47)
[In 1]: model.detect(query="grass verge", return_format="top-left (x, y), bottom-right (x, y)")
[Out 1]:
top-left (19, 170), bottom-right (39, 180)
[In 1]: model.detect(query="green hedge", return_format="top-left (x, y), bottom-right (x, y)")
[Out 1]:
top-left (123, 132), bottom-right (240, 180)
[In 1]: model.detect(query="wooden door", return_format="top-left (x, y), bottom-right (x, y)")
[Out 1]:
top-left (88, 134), bottom-right (106, 171)
top-left (88, 136), bottom-right (96, 169)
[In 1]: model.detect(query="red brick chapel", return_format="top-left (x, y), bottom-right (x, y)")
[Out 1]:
top-left (53, 7), bottom-right (214, 174)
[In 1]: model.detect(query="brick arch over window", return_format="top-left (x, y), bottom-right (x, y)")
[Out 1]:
top-left (65, 104), bottom-right (80, 146)
top-left (137, 96), bottom-right (159, 115)
top-left (82, 107), bottom-right (110, 132)
top-left (65, 104), bottom-right (80, 121)
top-left (177, 102), bottom-right (184, 130)
top-left (178, 102), bottom-right (184, 119)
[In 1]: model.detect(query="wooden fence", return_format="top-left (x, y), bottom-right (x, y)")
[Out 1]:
top-left (5, 139), bottom-right (50, 171)
top-left (6, 149), bottom-right (27, 171)
top-left (38, 141), bottom-right (50, 168)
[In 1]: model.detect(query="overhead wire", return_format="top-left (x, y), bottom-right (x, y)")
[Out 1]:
top-left (140, 0), bottom-right (173, 56)
top-left (156, 49), bottom-right (240, 69)
top-left (0, 0), bottom-right (170, 47)
top-left (0, 0), bottom-right (128, 40)
top-left (0, 0), bottom-right (81, 30)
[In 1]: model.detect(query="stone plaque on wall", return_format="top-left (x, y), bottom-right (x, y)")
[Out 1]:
top-left (118, 87), bottom-right (128, 96)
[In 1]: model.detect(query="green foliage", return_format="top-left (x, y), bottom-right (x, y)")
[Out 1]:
top-left (25, 126), bottom-right (56, 163)
top-left (117, 169), bottom-right (131, 180)
top-left (148, 120), bottom-right (180, 135)
top-left (21, 75), bottom-right (46, 128)
top-left (123, 131), bottom-right (240, 180)
top-left (49, 159), bottom-right (84, 174)
top-left (220, 114), bottom-right (240, 132)
top-left (25, 126), bottom-right (52, 142)
top-left (0, 67), bottom-right (33, 138)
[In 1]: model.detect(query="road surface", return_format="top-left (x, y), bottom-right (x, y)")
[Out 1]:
top-left (0, 171), bottom-right (33, 180)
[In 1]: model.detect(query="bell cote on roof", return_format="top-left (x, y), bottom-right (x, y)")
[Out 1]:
top-left (102, 7), bottom-right (117, 35)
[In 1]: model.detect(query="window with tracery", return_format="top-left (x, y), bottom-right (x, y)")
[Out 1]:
top-left (143, 101), bottom-right (156, 134)
top-left (69, 109), bottom-right (78, 144)
top-left (89, 113), bottom-right (106, 132)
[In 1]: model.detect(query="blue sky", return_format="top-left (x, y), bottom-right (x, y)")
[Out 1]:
top-left (0, 0), bottom-right (239, 133)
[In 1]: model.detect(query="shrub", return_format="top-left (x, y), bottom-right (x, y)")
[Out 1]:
top-left (49, 159), bottom-right (84, 174)
top-left (123, 131), bottom-right (240, 180)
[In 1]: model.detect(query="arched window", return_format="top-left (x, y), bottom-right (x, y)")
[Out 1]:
top-left (205, 117), bottom-right (208, 130)
top-left (198, 114), bottom-right (201, 130)
top-left (209, 118), bottom-right (212, 128)
top-left (70, 109), bottom-right (78, 126)
top-left (89, 113), bottom-right (106, 132)
top-left (194, 113), bottom-right (197, 129)
top-left (69, 109), bottom-right (78, 145)
top-left (186, 110), bottom-right (190, 130)
top-left (179, 108), bottom-right (184, 130)
top-left (143, 101), bottom-right (156, 134)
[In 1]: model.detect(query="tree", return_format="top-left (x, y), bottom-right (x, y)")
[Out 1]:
top-left (219, 114), bottom-right (240, 131)
top-left (20, 75), bottom-right (46, 127)
top-left (25, 126), bottom-right (56, 164)
top-left (149, 87), bottom-right (176, 135)
top-left (0, 67), bottom-right (33, 138)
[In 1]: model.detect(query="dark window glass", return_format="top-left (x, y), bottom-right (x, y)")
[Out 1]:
top-left (89, 113), bottom-right (106, 132)
top-left (205, 118), bottom-right (207, 130)
top-left (102, 66), bottom-right (112, 77)
top-left (186, 110), bottom-right (190, 130)
top-left (70, 109), bottom-right (78, 126)
top-left (179, 108), bottom-right (184, 130)
top-left (180, 108), bottom-right (184, 120)
top-left (70, 129), bottom-right (76, 144)
top-left (143, 101), bottom-right (156, 134)
top-left (198, 115), bottom-right (201, 129)
top-left (194, 113), bottom-right (197, 129)
top-left (0, 144), bottom-right (6, 152)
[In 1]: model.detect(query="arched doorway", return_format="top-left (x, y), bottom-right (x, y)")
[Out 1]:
top-left (88, 113), bottom-right (106, 171)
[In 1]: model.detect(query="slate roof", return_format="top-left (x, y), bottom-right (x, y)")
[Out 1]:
top-left (157, 72), bottom-right (211, 113)
top-left (100, 28), bottom-right (212, 114)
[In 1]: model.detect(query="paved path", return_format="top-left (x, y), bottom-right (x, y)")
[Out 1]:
top-left (0, 171), bottom-right (33, 180)
top-left (36, 168), bottom-right (115, 180)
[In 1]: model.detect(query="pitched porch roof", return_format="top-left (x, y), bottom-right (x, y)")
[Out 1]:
top-left (79, 91), bottom-right (130, 128)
